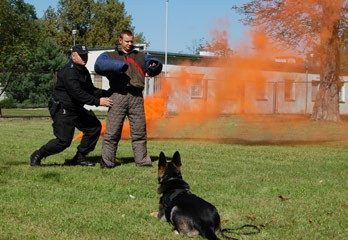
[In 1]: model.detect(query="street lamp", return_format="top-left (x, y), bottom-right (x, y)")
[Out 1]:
top-left (72, 29), bottom-right (78, 46)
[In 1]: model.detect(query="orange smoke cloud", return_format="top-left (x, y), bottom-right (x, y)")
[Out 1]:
top-left (76, 1), bottom-right (343, 140)
top-left (141, 21), bottom-right (298, 137)
top-left (73, 27), bottom-right (294, 141)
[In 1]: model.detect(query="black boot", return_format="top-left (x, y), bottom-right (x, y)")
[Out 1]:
top-left (72, 152), bottom-right (95, 167)
top-left (30, 150), bottom-right (44, 167)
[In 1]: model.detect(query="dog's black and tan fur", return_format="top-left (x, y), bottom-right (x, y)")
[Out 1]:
top-left (156, 151), bottom-right (221, 240)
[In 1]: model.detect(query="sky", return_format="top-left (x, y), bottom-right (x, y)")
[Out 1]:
top-left (26, 0), bottom-right (250, 54)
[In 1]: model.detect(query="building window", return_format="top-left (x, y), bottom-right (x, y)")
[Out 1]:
top-left (154, 76), bottom-right (162, 94)
top-left (284, 79), bottom-right (295, 101)
top-left (191, 82), bottom-right (203, 98)
top-left (255, 81), bottom-right (268, 101)
top-left (94, 74), bottom-right (103, 88)
top-left (339, 81), bottom-right (345, 103)
top-left (311, 81), bottom-right (319, 101)
top-left (144, 77), bottom-right (151, 96)
top-left (190, 74), bottom-right (205, 99)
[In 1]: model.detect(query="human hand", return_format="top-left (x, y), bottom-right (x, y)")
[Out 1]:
top-left (149, 60), bottom-right (157, 68)
top-left (100, 97), bottom-right (113, 107)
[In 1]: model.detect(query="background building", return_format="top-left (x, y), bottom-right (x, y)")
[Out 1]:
top-left (86, 48), bottom-right (348, 115)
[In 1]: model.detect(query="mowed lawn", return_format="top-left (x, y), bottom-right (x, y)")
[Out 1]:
top-left (0, 111), bottom-right (347, 240)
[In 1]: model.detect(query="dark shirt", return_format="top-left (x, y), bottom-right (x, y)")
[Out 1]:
top-left (53, 61), bottom-right (107, 111)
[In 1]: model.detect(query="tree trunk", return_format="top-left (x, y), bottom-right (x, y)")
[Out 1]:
top-left (311, 4), bottom-right (342, 121)
top-left (311, 74), bottom-right (340, 121)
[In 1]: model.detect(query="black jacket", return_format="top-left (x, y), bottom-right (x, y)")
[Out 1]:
top-left (53, 61), bottom-right (108, 111)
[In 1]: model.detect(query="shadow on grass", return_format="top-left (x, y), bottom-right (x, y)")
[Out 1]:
top-left (150, 137), bottom-right (339, 146)
top-left (58, 155), bottom-right (159, 167)
top-left (0, 155), bottom-right (161, 167)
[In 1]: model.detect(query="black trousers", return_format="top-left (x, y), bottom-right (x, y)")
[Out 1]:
top-left (39, 107), bottom-right (101, 157)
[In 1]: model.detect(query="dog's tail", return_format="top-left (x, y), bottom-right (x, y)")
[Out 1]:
top-left (220, 224), bottom-right (261, 240)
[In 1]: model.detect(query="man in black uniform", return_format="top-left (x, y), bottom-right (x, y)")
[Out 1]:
top-left (30, 45), bottom-right (113, 167)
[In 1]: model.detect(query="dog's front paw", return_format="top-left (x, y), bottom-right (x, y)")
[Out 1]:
top-left (150, 212), bottom-right (158, 218)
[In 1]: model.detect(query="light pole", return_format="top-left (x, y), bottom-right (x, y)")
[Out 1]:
top-left (72, 29), bottom-right (78, 46)
top-left (305, 53), bottom-right (314, 114)
top-left (165, 0), bottom-right (168, 77)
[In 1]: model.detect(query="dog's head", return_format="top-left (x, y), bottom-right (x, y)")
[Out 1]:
top-left (158, 151), bottom-right (182, 183)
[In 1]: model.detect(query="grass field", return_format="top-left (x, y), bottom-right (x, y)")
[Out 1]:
top-left (0, 111), bottom-right (347, 239)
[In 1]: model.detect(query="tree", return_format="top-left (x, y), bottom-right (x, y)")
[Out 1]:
top-left (0, 0), bottom-right (145, 107)
top-left (39, 6), bottom-right (59, 39)
top-left (41, 0), bottom-right (144, 51)
top-left (186, 38), bottom-right (206, 55)
top-left (87, 0), bottom-right (133, 47)
top-left (0, 1), bottom-right (67, 106)
top-left (2, 45), bottom-right (36, 104)
top-left (28, 38), bottom-right (68, 105)
top-left (0, 0), bottom-right (40, 56)
top-left (341, 28), bottom-right (348, 73)
top-left (233, 0), bottom-right (347, 121)
top-left (0, 0), bottom-right (41, 105)
top-left (204, 30), bottom-right (235, 57)
top-left (4, 38), bottom-right (67, 106)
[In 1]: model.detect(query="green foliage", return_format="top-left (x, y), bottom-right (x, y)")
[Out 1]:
top-left (3, 38), bottom-right (68, 106)
top-left (28, 38), bottom-right (68, 105)
top-left (0, 0), bottom-right (40, 58)
top-left (1, 44), bottom-right (35, 103)
top-left (0, 115), bottom-right (347, 239)
top-left (0, 98), bottom-right (16, 108)
top-left (55, 0), bottom-right (95, 49)
top-left (0, 0), bottom-right (41, 97)
top-left (0, 0), bottom-right (55, 105)
top-left (1, 0), bottom-right (143, 106)
top-left (88, 0), bottom-right (133, 47)
top-left (41, 0), bottom-right (143, 51)
top-left (39, 6), bottom-right (58, 39)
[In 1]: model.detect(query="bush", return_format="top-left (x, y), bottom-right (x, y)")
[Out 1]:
top-left (16, 99), bottom-right (47, 108)
top-left (0, 98), bottom-right (47, 109)
top-left (0, 98), bottom-right (17, 108)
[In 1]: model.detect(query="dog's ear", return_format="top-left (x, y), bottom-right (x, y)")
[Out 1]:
top-left (158, 152), bottom-right (167, 167)
top-left (172, 151), bottom-right (182, 167)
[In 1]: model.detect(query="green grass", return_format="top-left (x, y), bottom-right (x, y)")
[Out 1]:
top-left (0, 114), bottom-right (347, 239)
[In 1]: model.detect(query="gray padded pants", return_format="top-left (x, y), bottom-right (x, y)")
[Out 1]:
top-left (101, 89), bottom-right (151, 167)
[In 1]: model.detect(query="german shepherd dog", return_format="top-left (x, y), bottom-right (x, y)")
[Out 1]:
top-left (155, 151), bottom-right (261, 240)
top-left (156, 151), bottom-right (221, 240)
